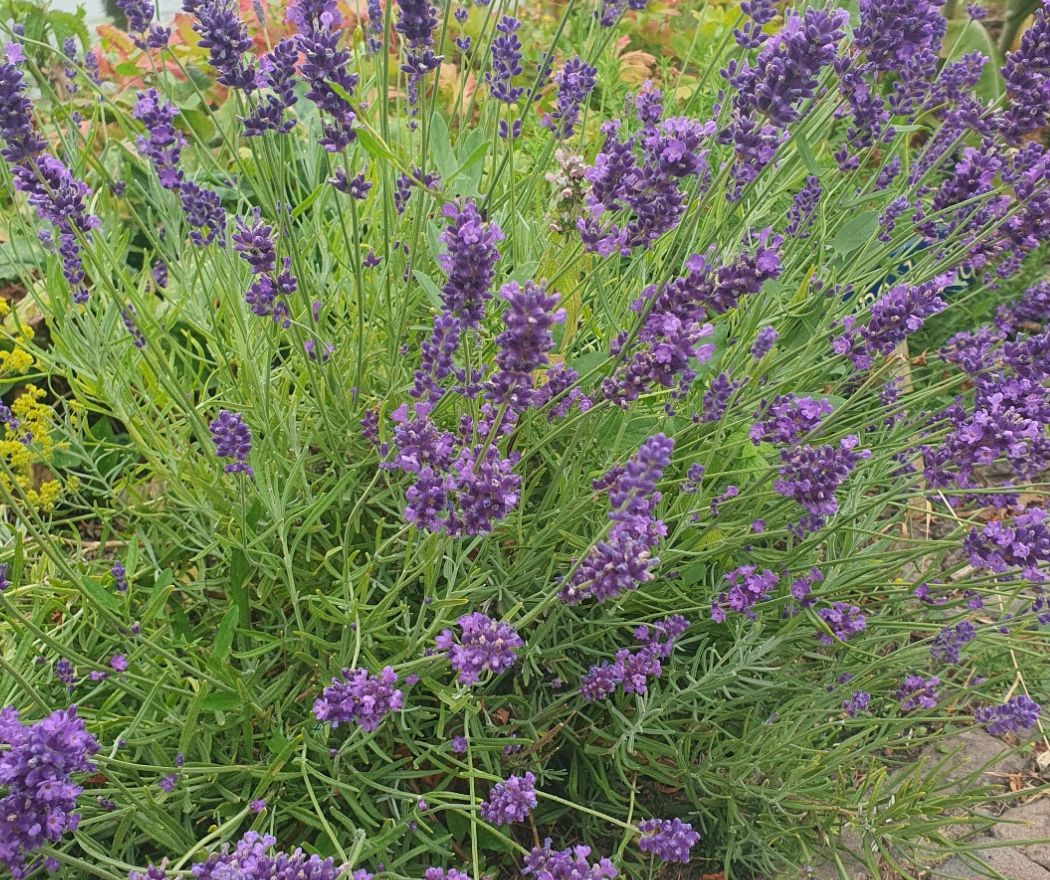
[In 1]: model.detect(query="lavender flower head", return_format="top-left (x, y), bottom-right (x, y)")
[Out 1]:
top-left (0, 55), bottom-right (45, 163)
top-left (188, 831), bottom-right (342, 880)
top-left (545, 57), bottom-right (597, 139)
top-left (435, 612), bottom-right (523, 685)
top-left (1001, 1), bottom-right (1050, 140)
top-left (854, 0), bottom-right (946, 73)
top-left (489, 281), bottom-right (565, 408)
top-left (897, 674), bottom-right (940, 712)
top-left (438, 201), bottom-right (504, 327)
top-left (711, 565), bottom-right (779, 622)
top-left (187, 0), bottom-right (258, 91)
top-left (560, 434), bottom-right (674, 604)
top-left (751, 325), bottom-right (778, 359)
top-left (0, 706), bottom-right (100, 879)
top-left (313, 666), bottom-right (403, 732)
top-left (750, 395), bottom-right (832, 446)
top-left (965, 508), bottom-right (1050, 581)
top-left (425, 871), bottom-right (473, 880)
top-left (817, 602), bottom-right (867, 644)
top-left (209, 410), bottom-right (253, 476)
top-left (488, 17), bottom-right (524, 104)
top-left (773, 436), bottom-right (870, 532)
top-left (975, 695), bottom-right (1040, 735)
top-left (522, 840), bottom-right (617, 880)
top-left (637, 817), bottom-right (700, 863)
top-left (480, 772), bottom-right (537, 824)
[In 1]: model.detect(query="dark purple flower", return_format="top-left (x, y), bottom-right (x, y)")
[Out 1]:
top-left (701, 372), bottom-right (743, 422)
top-left (544, 57), bottom-right (596, 138)
top-left (187, 0), bottom-right (258, 91)
top-left (116, 0), bottom-right (170, 47)
top-left (750, 395), bottom-right (832, 445)
top-left (121, 306), bottom-right (147, 349)
top-left (581, 616), bottom-right (687, 700)
top-left (241, 38), bottom-right (299, 136)
top-left (751, 325), bottom-right (778, 359)
top-left (561, 435), bottom-right (673, 604)
top-left (0, 706), bottom-right (99, 878)
top-left (773, 436), bottom-right (870, 531)
top-left (723, 8), bottom-right (846, 185)
top-left (0, 57), bottom-right (45, 163)
top-left (480, 772), bottom-right (536, 824)
top-left (424, 870), bottom-right (472, 880)
top-left (1001, 2), bottom-right (1050, 140)
top-left (897, 674), bottom-right (939, 712)
top-left (929, 620), bottom-right (976, 665)
top-left (434, 612), bottom-right (523, 685)
top-left (488, 281), bottom-right (565, 408)
top-left (330, 168), bottom-right (372, 199)
top-left (833, 276), bottom-right (949, 371)
top-left (817, 602), bottom-right (867, 644)
top-left (11, 155), bottom-right (99, 302)
top-left (395, 0), bottom-right (441, 109)
top-left (437, 200), bottom-right (504, 327)
top-left (298, 29), bottom-right (359, 151)
top-left (54, 658), bottom-right (76, 691)
top-left (975, 695), bottom-right (1040, 735)
top-left (209, 409), bottom-right (253, 476)
top-left (711, 565), bottom-right (778, 622)
top-left (785, 175), bottom-right (821, 236)
top-left (522, 840), bottom-right (616, 880)
top-left (965, 508), bottom-right (1050, 581)
top-left (313, 666), bottom-right (403, 732)
top-left (232, 211), bottom-right (277, 275)
top-left (410, 312), bottom-right (462, 403)
top-left (843, 691), bottom-right (870, 716)
top-left (637, 818), bottom-right (699, 863)
top-left (855, 0), bottom-right (946, 73)
top-left (178, 182), bottom-right (226, 247)
top-left (735, 0), bottom-right (776, 47)
top-left (188, 831), bottom-right (342, 880)
top-left (488, 17), bottom-right (524, 104)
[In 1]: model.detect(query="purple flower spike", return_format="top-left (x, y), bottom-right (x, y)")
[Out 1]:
top-left (0, 706), bottom-right (100, 878)
top-left (975, 695), bottom-right (1040, 735)
top-left (186, 831), bottom-right (342, 879)
top-left (711, 565), bottom-right (778, 622)
top-left (773, 436), bottom-right (870, 533)
top-left (425, 870), bottom-right (473, 880)
top-left (489, 281), bottom-right (566, 409)
top-left (479, 772), bottom-right (537, 824)
top-left (209, 410), bottom-right (253, 476)
top-left (523, 840), bottom-right (617, 880)
top-left (438, 200), bottom-right (504, 327)
top-left (561, 435), bottom-right (674, 604)
top-left (545, 57), bottom-right (597, 138)
top-left (897, 674), bottom-right (940, 712)
top-left (435, 612), bottom-right (523, 685)
top-left (187, 0), bottom-right (258, 91)
top-left (313, 666), bottom-right (403, 732)
top-left (637, 817), bottom-right (700, 863)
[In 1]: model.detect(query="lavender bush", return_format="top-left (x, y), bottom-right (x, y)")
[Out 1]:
top-left (0, 0), bottom-right (1047, 877)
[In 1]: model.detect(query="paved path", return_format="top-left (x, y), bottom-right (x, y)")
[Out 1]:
top-left (812, 729), bottom-right (1049, 880)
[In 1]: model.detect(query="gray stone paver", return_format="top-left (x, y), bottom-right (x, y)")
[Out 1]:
top-left (809, 730), bottom-right (1048, 880)
top-left (989, 799), bottom-right (1050, 870)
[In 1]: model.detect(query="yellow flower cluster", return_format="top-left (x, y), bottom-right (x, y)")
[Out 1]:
top-left (0, 384), bottom-right (63, 511)
top-left (0, 346), bottom-right (34, 378)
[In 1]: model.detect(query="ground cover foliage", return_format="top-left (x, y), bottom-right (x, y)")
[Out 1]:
top-left (0, 0), bottom-right (1049, 877)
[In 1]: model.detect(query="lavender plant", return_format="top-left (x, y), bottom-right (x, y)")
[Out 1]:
top-left (0, 0), bottom-right (1048, 877)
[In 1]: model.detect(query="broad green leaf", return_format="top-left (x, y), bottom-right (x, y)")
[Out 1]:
top-left (830, 211), bottom-right (879, 256)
